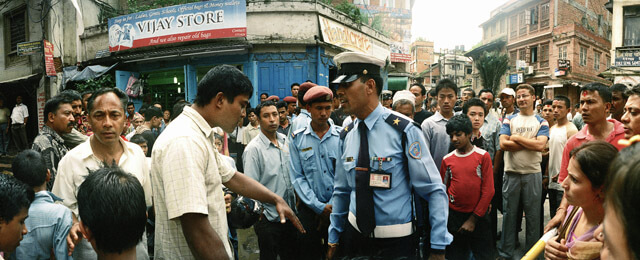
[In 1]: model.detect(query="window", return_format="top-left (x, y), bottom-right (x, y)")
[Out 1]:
top-left (530, 46), bottom-right (538, 63)
top-left (558, 45), bottom-right (568, 60)
top-left (530, 6), bottom-right (539, 31)
top-left (519, 12), bottom-right (528, 36)
top-left (3, 6), bottom-right (28, 66)
top-left (594, 51), bottom-right (601, 71)
top-left (580, 46), bottom-right (588, 66)
top-left (510, 15), bottom-right (518, 38)
top-left (540, 43), bottom-right (549, 68)
top-left (510, 51), bottom-right (517, 67)
top-left (541, 2), bottom-right (550, 28)
top-left (519, 48), bottom-right (527, 62)
top-left (623, 5), bottom-right (640, 46)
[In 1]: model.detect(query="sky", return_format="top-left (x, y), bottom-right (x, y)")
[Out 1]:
top-left (411, 0), bottom-right (508, 52)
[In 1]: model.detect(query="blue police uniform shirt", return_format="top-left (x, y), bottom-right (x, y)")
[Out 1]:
top-left (288, 122), bottom-right (342, 214)
top-left (328, 104), bottom-right (453, 250)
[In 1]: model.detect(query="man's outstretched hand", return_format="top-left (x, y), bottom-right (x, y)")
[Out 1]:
top-left (275, 198), bottom-right (306, 234)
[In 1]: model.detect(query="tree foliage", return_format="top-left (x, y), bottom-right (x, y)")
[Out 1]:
top-left (74, 74), bottom-right (116, 93)
top-left (476, 51), bottom-right (509, 94)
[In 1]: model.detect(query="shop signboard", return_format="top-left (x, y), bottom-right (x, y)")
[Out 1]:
top-left (508, 73), bottom-right (523, 84)
top-left (319, 16), bottom-right (390, 62)
top-left (354, 3), bottom-right (411, 63)
top-left (44, 40), bottom-right (56, 77)
top-left (558, 59), bottom-right (570, 70)
top-left (108, 0), bottom-right (246, 52)
top-left (17, 41), bottom-right (43, 56)
top-left (615, 48), bottom-right (640, 67)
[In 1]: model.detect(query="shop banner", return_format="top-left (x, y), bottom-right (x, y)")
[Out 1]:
top-left (615, 48), bottom-right (640, 67)
top-left (17, 41), bottom-right (43, 56)
top-left (44, 40), bottom-right (56, 76)
top-left (37, 86), bottom-right (45, 130)
top-left (108, 0), bottom-right (246, 52)
top-left (319, 16), bottom-right (389, 62)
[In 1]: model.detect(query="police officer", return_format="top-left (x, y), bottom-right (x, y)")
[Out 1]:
top-left (288, 86), bottom-right (341, 259)
top-left (288, 82), bottom-right (318, 137)
top-left (327, 52), bottom-right (452, 260)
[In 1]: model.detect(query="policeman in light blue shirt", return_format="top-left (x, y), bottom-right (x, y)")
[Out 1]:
top-left (288, 82), bottom-right (317, 138)
top-left (288, 86), bottom-right (341, 259)
top-left (243, 100), bottom-right (298, 260)
top-left (327, 52), bottom-right (452, 260)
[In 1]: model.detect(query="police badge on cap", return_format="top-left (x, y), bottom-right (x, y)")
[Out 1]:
top-left (332, 52), bottom-right (385, 84)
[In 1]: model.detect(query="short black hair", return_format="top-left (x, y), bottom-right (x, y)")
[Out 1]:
top-left (554, 95), bottom-right (571, 108)
top-left (276, 100), bottom-right (288, 110)
top-left (611, 83), bottom-right (629, 100)
top-left (360, 74), bottom-right (384, 96)
top-left (81, 90), bottom-right (93, 98)
top-left (462, 98), bottom-right (487, 115)
top-left (411, 83), bottom-right (426, 96)
top-left (170, 101), bottom-right (190, 121)
top-left (129, 134), bottom-right (147, 145)
top-left (543, 100), bottom-right (553, 106)
top-left (255, 100), bottom-right (277, 116)
top-left (194, 65), bottom-right (253, 107)
top-left (12, 149), bottom-right (47, 188)
top-left (77, 166), bottom-right (146, 254)
top-left (290, 83), bottom-right (300, 89)
top-left (126, 102), bottom-right (135, 108)
top-left (626, 84), bottom-right (640, 98)
top-left (0, 174), bottom-right (34, 223)
top-left (435, 78), bottom-right (458, 96)
top-left (44, 95), bottom-right (73, 120)
top-left (87, 88), bottom-right (128, 114)
top-left (580, 82), bottom-right (612, 103)
top-left (60, 90), bottom-right (82, 102)
top-left (428, 88), bottom-right (437, 97)
top-left (144, 107), bottom-right (162, 122)
top-left (463, 88), bottom-right (476, 97)
top-left (478, 88), bottom-right (494, 98)
top-left (446, 114), bottom-right (472, 135)
top-left (260, 92), bottom-right (269, 98)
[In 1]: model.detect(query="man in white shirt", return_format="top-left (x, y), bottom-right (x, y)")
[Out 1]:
top-left (52, 88), bottom-right (152, 259)
top-left (10, 95), bottom-right (29, 152)
top-left (151, 65), bottom-right (304, 260)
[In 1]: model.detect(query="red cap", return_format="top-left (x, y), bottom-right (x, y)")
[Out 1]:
top-left (303, 86), bottom-right (333, 103)
top-left (266, 95), bottom-right (280, 102)
top-left (298, 82), bottom-right (317, 93)
top-left (283, 96), bottom-right (297, 103)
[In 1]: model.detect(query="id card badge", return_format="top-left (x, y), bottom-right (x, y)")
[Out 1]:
top-left (369, 170), bottom-right (392, 189)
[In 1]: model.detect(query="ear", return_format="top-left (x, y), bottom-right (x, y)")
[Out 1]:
top-left (47, 112), bottom-right (55, 123)
top-left (364, 78), bottom-right (376, 95)
top-left (46, 169), bottom-right (51, 183)
top-left (79, 221), bottom-right (92, 241)
top-left (214, 92), bottom-right (226, 108)
top-left (605, 101), bottom-right (613, 111)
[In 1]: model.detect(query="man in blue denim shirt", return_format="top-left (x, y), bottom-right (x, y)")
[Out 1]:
top-left (11, 150), bottom-right (72, 260)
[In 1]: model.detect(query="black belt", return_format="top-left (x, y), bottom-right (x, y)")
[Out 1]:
top-left (12, 123), bottom-right (24, 126)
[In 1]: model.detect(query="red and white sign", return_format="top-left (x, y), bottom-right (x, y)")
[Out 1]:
top-left (391, 53), bottom-right (411, 63)
top-left (44, 40), bottom-right (56, 76)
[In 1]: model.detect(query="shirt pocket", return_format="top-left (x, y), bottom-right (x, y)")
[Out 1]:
top-left (301, 149), bottom-right (318, 173)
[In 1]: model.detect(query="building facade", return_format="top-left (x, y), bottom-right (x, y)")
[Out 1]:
top-left (468, 0), bottom-right (613, 106)
top-left (605, 0), bottom-right (640, 86)
top-left (409, 40), bottom-right (435, 73)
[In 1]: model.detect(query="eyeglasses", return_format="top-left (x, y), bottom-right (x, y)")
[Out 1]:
top-left (516, 94), bottom-right (531, 99)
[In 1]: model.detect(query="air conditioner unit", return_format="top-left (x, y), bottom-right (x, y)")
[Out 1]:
top-left (526, 66), bottom-right (535, 75)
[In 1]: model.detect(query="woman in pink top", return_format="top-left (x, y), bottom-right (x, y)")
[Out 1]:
top-left (544, 141), bottom-right (618, 260)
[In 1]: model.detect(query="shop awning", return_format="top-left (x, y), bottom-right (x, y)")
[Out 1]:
top-left (388, 77), bottom-right (408, 91)
top-left (68, 63), bottom-right (119, 82)
top-left (544, 84), bottom-right (564, 89)
top-left (0, 73), bottom-right (40, 84)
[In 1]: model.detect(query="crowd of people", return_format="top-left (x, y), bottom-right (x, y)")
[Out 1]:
top-left (0, 51), bottom-right (638, 260)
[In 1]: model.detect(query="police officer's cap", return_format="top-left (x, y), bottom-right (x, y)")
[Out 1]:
top-left (266, 95), bottom-right (280, 102)
top-left (332, 52), bottom-right (385, 84)
top-left (299, 82), bottom-right (318, 93)
top-left (283, 96), bottom-right (297, 103)
top-left (304, 86), bottom-right (333, 103)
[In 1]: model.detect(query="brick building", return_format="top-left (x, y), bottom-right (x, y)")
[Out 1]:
top-left (604, 0), bottom-right (640, 86)
top-left (410, 40), bottom-right (435, 73)
top-left (468, 0), bottom-right (613, 106)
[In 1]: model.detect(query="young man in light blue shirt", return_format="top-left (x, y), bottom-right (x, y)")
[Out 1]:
top-left (11, 150), bottom-right (72, 260)
top-left (244, 100), bottom-right (299, 260)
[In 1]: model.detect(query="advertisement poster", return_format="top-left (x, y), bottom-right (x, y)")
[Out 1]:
top-left (108, 0), bottom-right (246, 52)
top-left (355, 3), bottom-right (412, 63)
top-left (319, 16), bottom-right (389, 62)
top-left (17, 41), bottom-right (43, 56)
top-left (43, 40), bottom-right (56, 77)
top-left (37, 86), bottom-right (45, 130)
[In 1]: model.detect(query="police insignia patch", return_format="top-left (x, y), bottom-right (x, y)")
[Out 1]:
top-left (408, 142), bottom-right (421, 159)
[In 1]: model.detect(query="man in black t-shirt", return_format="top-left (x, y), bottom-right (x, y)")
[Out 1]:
top-left (138, 106), bottom-right (163, 156)
top-left (410, 83), bottom-right (433, 124)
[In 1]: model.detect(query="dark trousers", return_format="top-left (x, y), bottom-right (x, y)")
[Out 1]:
top-left (341, 222), bottom-right (418, 259)
top-left (298, 203), bottom-right (327, 260)
top-left (446, 210), bottom-right (495, 260)
top-left (253, 217), bottom-right (298, 260)
top-left (11, 124), bottom-right (27, 152)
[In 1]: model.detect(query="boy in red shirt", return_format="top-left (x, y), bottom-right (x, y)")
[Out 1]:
top-left (441, 114), bottom-right (495, 260)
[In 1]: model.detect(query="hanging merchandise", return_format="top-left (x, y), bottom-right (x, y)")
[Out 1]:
top-left (126, 73), bottom-right (144, 98)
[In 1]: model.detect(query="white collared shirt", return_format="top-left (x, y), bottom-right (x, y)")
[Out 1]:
top-left (52, 137), bottom-right (153, 217)
top-left (11, 103), bottom-right (28, 124)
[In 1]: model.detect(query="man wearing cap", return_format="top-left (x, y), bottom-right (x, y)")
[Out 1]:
top-left (392, 90), bottom-right (416, 119)
top-left (381, 90), bottom-right (393, 109)
top-left (328, 52), bottom-right (451, 260)
top-left (288, 86), bottom-right (341, 259)
top-left (288, 82), bottom-right (318, 138)
top-left (283, 96), bottom-right (297, 122)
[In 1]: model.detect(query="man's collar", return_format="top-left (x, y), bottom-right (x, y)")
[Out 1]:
top-left (357, 103), bottom-right (384, 130)
top-left (258, 130), bottom-right (284, 148)
top-left (575, 119), bottom-right (624, 139)
top-left (41, 125), bottom-right (65, 143)
top-left (304, 121), bottom-right (340, 138)
top-left (76, 136), bottom-right (129, 160)
top-left (182, 106), bottom-right (213, 137)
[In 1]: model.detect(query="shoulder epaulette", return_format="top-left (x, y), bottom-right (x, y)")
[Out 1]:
top-left (291, 127), bottom-right (306, 139)
top-left (385, 114), bottom-right (411, 133)
top-left (340, 122), bottom-right (354, 140)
